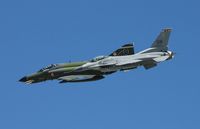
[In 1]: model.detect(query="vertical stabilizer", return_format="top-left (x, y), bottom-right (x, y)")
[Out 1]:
top-left (151, 28), bottom-right (172, 51)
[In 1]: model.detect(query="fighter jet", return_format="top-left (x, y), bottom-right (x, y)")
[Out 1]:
top-left (19, 28), bottom-right (174, 84)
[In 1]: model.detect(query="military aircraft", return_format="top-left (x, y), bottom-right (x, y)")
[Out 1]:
top-left (19, 28), bottom-right (174, 84)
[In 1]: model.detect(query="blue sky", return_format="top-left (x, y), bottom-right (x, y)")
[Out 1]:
top-left (0, 0), bottom-right (200, 129)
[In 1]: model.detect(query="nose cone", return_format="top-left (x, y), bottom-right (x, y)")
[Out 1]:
top-left (19, 76), bottom-right (27, 82)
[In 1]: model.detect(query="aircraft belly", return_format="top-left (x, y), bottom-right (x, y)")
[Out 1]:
top-left (58, 75), bottom-right (96, 81)
top-left (99, 63), bottom-right (137, 73)
top-left (100, 67), bottom-right (118, 73)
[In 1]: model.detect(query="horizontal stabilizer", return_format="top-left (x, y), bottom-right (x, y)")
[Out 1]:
top-left (143, 63), bottom-right (157, 70)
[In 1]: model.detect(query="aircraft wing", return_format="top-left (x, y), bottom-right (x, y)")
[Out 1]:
top-left (110, 43), bottom-right (134, 56)
top-left (116, 59), bottom-right (141, 66)
top-left (116, 59), bottom-right (158, 70)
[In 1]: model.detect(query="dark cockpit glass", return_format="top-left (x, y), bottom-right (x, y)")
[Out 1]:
top-left (90, 56), bottom-right (107, 62)
top-left (38, 64), bottom-right (57, 72)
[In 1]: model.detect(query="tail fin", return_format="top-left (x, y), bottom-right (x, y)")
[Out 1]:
top-left (151, 28), bottom-right (172, 51)
top-left (110, 43), bottom-right (135, 56)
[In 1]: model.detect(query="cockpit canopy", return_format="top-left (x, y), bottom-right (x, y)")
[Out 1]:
top-left (90, 55), bottom-right (107, 62)
top-left (38, 64), bottom-right (57, 72)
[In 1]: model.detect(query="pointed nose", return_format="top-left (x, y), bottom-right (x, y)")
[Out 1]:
top-left (19, 76), bottom-right (27, 82)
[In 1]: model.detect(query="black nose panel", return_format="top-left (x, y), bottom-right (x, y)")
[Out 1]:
top-left (19, 76), bottom-right (27, 82)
